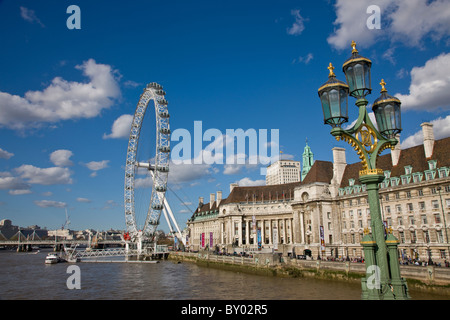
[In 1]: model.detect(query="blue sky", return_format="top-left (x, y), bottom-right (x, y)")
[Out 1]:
top-left (1, 0), bottom-right (449, 232)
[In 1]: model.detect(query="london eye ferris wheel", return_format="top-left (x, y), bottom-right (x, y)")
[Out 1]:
top-left (124, 82), bottom-right (171, 243)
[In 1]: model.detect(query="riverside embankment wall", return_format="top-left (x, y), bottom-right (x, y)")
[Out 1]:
top-left (168, 251), bottom-right (450, 296)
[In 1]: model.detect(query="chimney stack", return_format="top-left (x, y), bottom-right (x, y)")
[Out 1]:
top-left (198, 197), bottom-right (204, 208)
top-left (391, 134), bottom-right (401, 166)
top-left (331, 147), bottom-right (346, 186)
top-left (421, 122), bottom-right (435, 158)
top-left (230, 183), bottom-right (238, 193)
top-left (216, 191), bottom-right (222, 206)
top-left (210, 193), bottom-right (215, 209)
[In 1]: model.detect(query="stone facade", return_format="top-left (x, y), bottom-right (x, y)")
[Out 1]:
top-left (186, 123), bottom-right (450, 263)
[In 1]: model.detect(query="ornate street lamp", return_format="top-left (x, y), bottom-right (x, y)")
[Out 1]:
top-left (318, 41), bottom-right (410, 300)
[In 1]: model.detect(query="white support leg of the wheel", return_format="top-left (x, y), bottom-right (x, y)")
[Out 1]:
top-left (163, 197), bottom-right (185, 245)
top-left (148, 169), bottom-right (182, 241)
top-left (137, 231), bottom-right (143, 257)
top-left (162, 206), bottom-right (174, 234)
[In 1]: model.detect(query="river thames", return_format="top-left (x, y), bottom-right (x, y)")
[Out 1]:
top-left (0, 249), bottom-right (447, 301)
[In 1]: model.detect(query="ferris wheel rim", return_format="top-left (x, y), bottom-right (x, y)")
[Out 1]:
top-left (124, 82), bottom-right (171, 241)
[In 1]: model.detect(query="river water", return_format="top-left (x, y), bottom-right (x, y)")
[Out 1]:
top-left (0, 249), bottom-right (446, 301)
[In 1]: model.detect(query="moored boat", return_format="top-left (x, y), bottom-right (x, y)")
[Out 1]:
top-left (45, 253), bottom-right (64, 264)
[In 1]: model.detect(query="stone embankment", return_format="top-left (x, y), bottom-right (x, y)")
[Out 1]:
top-left (169, 251), bottom-right (450, 296)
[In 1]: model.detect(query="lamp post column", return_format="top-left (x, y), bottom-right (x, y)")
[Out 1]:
top-left (359, 173), bottom-right (395, 299)
top-left (361, 232), bottom-right (378, 300)
top-left (386, 233), bottom-right (411, 299)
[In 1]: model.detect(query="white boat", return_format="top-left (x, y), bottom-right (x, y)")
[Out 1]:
top-left (45, 253), bottom-right (63, 264)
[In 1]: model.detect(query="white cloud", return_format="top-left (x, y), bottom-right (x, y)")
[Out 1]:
top-left (389, 0), bottom-right (450, 47)
top-left (344, 111), bottom-right (377, 130)
top-left (135, 174), bottom-right (153, 188)
top-left (223, 153), bottom-right (261, 175)
top-left (401, 115), bottom-right (450, 149)
top-left (287, 9), bottom-right (306, 36)
top-left (134, 160), bottom-right (213, 187)
top-left (327, 0), bottom-right (450, 50)
top-left (0, 147), bottom-right (13, 159)
top-left (396, 68), bottom-right (409, 79)
top-left (102, 200), bottom-right (121, 210)
top-left (34, 200), bottom-right (67, 208)
top-left (123, 80), bottom-right (142, 88)
top-left (84, 160), bottom-right (109, 171)
top-left (103, 114), bottom-right (133, 139)
top-left (9, 189), bottom-right (32, 195)
top-left (76, 197), bottom-right (91, 203)
top-left (169, 161), bottom-right (212, 184)
top-left (20, 6), bottom-right (45, 27)
top-left (0, 172), bottom-right (30, 192)
top-left (327, 0), bottom-right (390, 50)
top-left (50, 149), bottom-right (73, 167)
top-left (395, 53), bottom-right (450, 112)
top-left (223, 164), bottom-right (243, 175)
top-left (83, 160), bottom-right (109, 177)
top-left (15, 165), bottom-right (73, 185)
top-left (236, 177), bottom-right (265, 187)
top-left (0, 59), bottom-right (120, 130)
top-left (382, 47), bottom-right (396, 65)
top-left (292, 53), bottom-right (314, 65)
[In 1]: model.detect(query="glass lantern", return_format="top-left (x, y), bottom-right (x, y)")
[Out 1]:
top-left (372, 80), bottom-right (402, 139)
top-left (342, 41), bottom-right (372, 99)
top-left (318, 63), bottom-right (350, 127)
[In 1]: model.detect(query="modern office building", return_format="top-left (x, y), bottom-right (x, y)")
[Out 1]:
top-left (266, 159), bottom-right (301, 185)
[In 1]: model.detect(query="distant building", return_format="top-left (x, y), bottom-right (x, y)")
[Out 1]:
top-left (0, 220), bottom-right (48, 239)
top-left (48, 228), bottom-right (73, 240)
top-left (266, 160), bottom-right (301, 185)
top-left (0, 219), bottom-right (18, 239)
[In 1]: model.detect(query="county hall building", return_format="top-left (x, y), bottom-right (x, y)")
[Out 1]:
top-left (186, 123), bottom-right (450, 263)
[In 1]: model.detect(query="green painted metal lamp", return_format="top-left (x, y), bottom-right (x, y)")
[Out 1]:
top-left (318, 41), bottom-right (410, 300)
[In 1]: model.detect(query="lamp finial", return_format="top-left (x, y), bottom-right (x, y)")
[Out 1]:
top-left (351, 40), bottom-right (358, 54)
top-left (328, 63), bottom-right (335, 77)
top-left (380, 79), bottom-right (387, 93)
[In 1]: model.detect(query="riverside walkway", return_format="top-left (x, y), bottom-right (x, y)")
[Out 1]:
top-left (169, 251), bottom-right (450, 296)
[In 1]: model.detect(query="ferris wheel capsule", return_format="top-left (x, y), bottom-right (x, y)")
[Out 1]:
top-left (147, 82), bottom-right (162, 89)
top-left (159, 111), bottom-right (170, 118)
top-left (159, 128), bottom-right (171, 135)
top-left (158, 146), bottom-right (170, 153)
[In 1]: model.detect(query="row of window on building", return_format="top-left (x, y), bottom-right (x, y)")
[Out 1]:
top-left (339, 163), bottom-right (449, 197)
